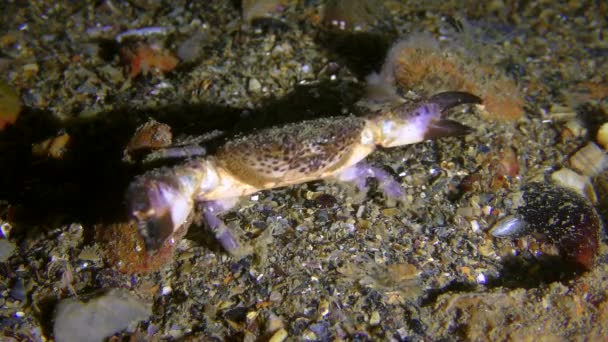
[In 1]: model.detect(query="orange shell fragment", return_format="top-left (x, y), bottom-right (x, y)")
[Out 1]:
top-left (128, 44), bottom-right (179, 78)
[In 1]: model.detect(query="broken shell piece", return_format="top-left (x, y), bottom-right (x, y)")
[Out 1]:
top-left (124, 119), bottom-right (172, 162)
top-left (551, 168), bottom-right (597, 204)
top-left (31, 132), bottom-right (70, 159)
top-left (122, 44), bottom-right (179, 78)
top-left (490, 215), bottom-right (528, 238)
top-left (597, 122), bottom-right (608, 150)
top-left (562, 118), bottom-right (587, 138)
top-left (569, 142), bottom-right (607, 177)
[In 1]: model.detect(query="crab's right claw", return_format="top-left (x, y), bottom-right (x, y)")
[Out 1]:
top-left (423, 91), bottom-right (482, 140)
top-left (423, 117), bottom-right (473, 140)
top-left (377, 91), bottom-right (481, 148)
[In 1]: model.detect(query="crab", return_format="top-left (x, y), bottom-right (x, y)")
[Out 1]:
top-left (126, 91), bottom-right (481, 255)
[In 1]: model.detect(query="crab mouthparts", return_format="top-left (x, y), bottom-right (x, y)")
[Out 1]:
top-left (126, 179), bottom-right (182, 252)
top-left (135, 210), bottom-right (175, 251)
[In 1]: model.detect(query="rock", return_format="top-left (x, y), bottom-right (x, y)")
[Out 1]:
top-left (53, 289), bottom-right (151, 342)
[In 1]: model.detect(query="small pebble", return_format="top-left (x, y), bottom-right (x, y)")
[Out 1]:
top-left (0, 239), bottom-right (16, 262)
top-left (10, 278), bottom-right (26, 301)
top-left (369, 311), bottom-right (380, 326)
top-left (162, 285), bottom-right (172, 296)
top-left (381, 207), bottom-right (399, 217)
top-left (268, 328), bottom-right (288, 342)
top-left (469, 220), bottom-right (480, 232)
top-left (248, 78), bottom-right (262, 93)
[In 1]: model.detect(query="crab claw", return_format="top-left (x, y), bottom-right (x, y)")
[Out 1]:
top-left (375, 91), bottom-right (481, 148)
top-left (428, 91), bottom-right (482, 113)
top-left (423, 91), bottom-right (481, 140)
top-left (126, 171), bottom-right (194, 251)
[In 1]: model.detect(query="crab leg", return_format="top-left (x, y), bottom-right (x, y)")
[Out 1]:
top-left (336, 163), bottom-right (404, 199)
top-left (142, 144), bottom-right (207, 163)
top-left (201, 198), bottom-right (249, 256)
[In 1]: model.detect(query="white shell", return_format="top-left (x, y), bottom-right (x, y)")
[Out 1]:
top-left (569, 142), bottom-right (608, 177)
top-left (490, 215), bottom-right (528, 238)
top-left (550, 168), bottom-right (597, 204)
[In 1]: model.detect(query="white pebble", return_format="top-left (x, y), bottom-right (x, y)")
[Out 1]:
top-left (469, 220), bottom-right (480, 232)
top-left (248, 78), bottom-right (262, 93)
top-left (162, 286), bottom-right (172, 296)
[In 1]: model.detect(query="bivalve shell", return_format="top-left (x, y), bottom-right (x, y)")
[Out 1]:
top-left (516, 182), bottom-right (601, 269)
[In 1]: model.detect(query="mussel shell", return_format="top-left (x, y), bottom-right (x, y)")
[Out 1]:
top-left (515, 182), bottom-right (602, 269)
